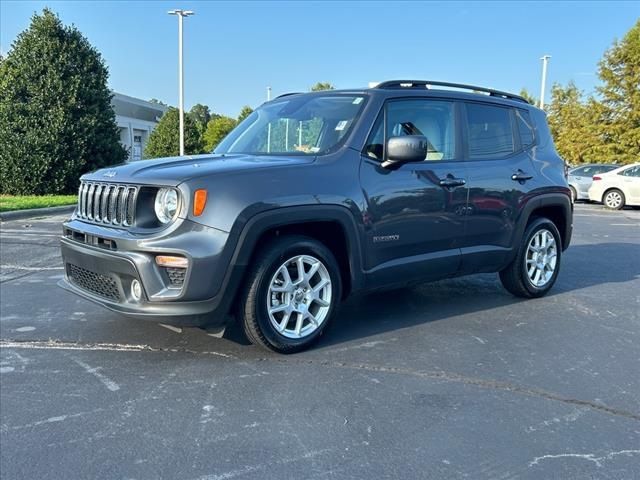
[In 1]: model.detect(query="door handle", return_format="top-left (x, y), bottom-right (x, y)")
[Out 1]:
top-left (512, 170), bottom-right (533, 183)
top-left (439, 175), bottom-right (466, 188)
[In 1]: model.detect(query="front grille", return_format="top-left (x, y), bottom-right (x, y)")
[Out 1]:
top-left (76, 181), bottom-right (138, 226)
top-left (67, 263), bottom-right (121, 301)
top-left (165, 267), bottom-right (186, 287)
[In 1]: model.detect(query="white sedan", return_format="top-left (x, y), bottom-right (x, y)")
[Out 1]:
top-left (588, 163), bottom-right (640, 209)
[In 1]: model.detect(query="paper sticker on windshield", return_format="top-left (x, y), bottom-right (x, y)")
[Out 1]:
top-left (353, 97), bottom-right (363, 104)
top-left (335, 120), bottom-right (348, 131)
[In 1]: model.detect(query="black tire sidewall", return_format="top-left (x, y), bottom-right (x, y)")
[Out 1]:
top-left (251, 237), bottom-right (341, 352)
top-left (518, 219), bottom-right (562, 297)
top-left (569, 186), bottom-right (577, 203)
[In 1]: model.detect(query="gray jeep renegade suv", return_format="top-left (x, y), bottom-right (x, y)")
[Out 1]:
top-left (59, 80), bottom-right (572, 353)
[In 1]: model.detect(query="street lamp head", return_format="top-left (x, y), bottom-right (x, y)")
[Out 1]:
top-left (168, 9), bottom-right (194, 16)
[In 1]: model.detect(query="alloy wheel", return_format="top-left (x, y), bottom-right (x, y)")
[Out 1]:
top-left (605, 191), bottom-right (623, 209)
top-left (525, 229), bottom-right (557, 288)
top-left (266, 255), bottom-right (332, 339)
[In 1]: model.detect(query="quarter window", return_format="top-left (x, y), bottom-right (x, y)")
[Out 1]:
top-left (364, 113), bottom-right (385, 160)
top-left (515, 109), bottom-right (535, 148)
top-left (466, 103), bottom-right (515, 159)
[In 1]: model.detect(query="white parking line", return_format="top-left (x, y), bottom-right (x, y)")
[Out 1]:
top-left (71, 357), bottom-right (120, 392)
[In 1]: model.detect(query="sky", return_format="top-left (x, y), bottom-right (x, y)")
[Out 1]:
top-left (1, 1), bottom-right (639, 117)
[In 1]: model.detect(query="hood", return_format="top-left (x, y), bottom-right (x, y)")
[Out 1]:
top-left (82, 154), bottom-right (315, 186)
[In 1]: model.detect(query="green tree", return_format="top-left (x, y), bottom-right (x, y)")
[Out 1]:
top-left (144, 107), bottom-right (202, 158)
top-left (519, 88), bottom-right (538, 107)
top-left (237, 105), bottom-right (253, 123)
top-left (189, 103), bottom-right (211, 136)
top-left (0, 9), bottom-right (126, 194)
top-left (595, 19), bottom-right (640, 164)
top-left (203, 116), bottom-right (237, 151)
top-left (547, 82), bottom-right (601, 165)
top-left (310, 82), bottom-right (335, 91)
top-left (149, 98), bottom-right (168, 106)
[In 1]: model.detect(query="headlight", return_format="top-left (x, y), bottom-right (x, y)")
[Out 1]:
top-left (154, 188), bottom-right (179, 224)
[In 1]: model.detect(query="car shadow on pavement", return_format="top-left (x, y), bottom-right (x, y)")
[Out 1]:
top-left (312, 242), bottom-right (640, 350)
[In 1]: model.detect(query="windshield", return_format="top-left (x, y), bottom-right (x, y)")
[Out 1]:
top-left (214, 94), bottom-right (367, 156)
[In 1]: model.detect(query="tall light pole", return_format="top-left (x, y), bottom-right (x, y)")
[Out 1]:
top-left (266, 86), bottom-right (272, 153)
top-left (539, 55), bottom-right (551, 110)
top-left (168, 9), bottom-right (194, 156)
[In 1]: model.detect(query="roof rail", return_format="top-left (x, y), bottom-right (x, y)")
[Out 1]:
top-left (274, 92), bottom-right (302, 100)
top-left (374, 80), bottom-right (528, 104)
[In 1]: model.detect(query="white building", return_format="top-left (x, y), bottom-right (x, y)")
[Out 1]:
top-left (112, 92), bottom-right (168, 161)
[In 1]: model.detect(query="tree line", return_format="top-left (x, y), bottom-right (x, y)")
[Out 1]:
top-left (143, 102), bottom-right (254, 159)
top-left (520, 20), bottom-right (639, 166)
top-left (0, 8), bottom-right (637, 195)
top-left (143, 82), bottom-right (335, 158)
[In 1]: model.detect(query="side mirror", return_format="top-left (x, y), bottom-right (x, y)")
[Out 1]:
top-left (381, 135), bottom-right (428, 169)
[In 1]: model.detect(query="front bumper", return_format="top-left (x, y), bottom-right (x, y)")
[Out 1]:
top-left (59, 218), bottom-right (235, 327)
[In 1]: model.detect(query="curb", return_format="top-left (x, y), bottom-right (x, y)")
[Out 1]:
top-left (0, 205), bottom-right (76, 222)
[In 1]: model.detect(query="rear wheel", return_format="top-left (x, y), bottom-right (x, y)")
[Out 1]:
top-left (499, 218), bottom-right (562, 298)
top-left (238, 236), bottom-right (341, 353)
top-left (603, 189), bottom-right (625, 210)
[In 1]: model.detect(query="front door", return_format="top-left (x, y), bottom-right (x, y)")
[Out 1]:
top-left (359, 98), bottom-right (467, 288)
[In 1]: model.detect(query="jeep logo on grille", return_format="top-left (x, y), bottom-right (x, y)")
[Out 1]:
top-left (103, 170), bottom-right (117, 178)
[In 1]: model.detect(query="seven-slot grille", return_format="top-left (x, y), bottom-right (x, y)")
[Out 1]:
top-left (76, 182), bottom-right (138, 226)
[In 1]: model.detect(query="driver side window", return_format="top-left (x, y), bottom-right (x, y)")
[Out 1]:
top-left (364, 99), bottom-right (456, 161)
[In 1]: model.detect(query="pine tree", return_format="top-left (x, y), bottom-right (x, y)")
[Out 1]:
top-left (595, 19), bottom-right (640, 164)
top-left (310, 82), bottom-right (335, 91)
top-left (203, 116), bottom-right (237, 152)
top-left (0, 9), bottom-right (126, 194)
top-left (144, 108), bottom-right (202, 158)
top-left (237, 106), bottom-right (253, 123)
top-left (547, 82), bottom-right (602, 165)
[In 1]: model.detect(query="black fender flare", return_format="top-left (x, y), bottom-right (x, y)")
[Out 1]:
top-left (515, 193), bottom-right (573, 252)
top-left (216, 205), bottom-right (365, 314)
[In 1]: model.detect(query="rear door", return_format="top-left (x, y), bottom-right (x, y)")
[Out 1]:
top-left (460, 102), bottom-right (537, 272)
top-left (359, 98), bottom-right (468, 286)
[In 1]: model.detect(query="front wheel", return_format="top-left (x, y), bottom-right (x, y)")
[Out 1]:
top-left (238, 236), bottom-right (342, 353)
top-left (499, 218), bottom-right (562, 298)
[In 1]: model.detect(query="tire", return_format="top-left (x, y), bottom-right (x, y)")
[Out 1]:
top-left (569, 186), bottom-right (577, 204)
top-left (603, 189), bottom-right (625, 210)
top-left (499, 218), bottom-right (562, 298)
top-left (238, 235), bottom-right (342, 354)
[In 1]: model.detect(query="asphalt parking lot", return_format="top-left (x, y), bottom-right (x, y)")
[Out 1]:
top-left (1, 203), bottom-right (639, 479)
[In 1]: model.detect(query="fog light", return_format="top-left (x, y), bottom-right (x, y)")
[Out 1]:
top-left (131, 279), bottom-right (142, 301)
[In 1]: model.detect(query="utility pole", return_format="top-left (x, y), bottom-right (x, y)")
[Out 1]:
top-left (539, 55), bottom-right (551, 110)
top-left (168, 9), bottom-right (194, 156)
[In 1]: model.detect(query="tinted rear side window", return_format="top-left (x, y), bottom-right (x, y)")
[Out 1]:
top-left (466, 103), bottom-right (514, 159)
top-left (515, 109), bottom-right (535, 148)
